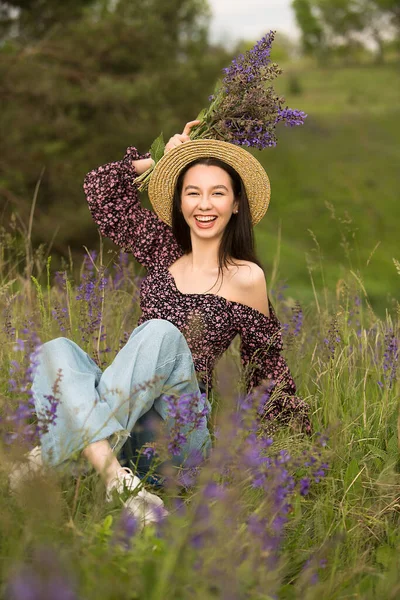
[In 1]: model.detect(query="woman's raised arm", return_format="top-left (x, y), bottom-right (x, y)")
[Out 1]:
top-left (83, 147), bottom-right (182, 269)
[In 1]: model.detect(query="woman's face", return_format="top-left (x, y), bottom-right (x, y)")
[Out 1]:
top-left (180, 164), bottom-right (239, 240)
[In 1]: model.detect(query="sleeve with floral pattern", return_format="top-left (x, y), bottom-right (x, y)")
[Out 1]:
top-left (83, 146), bottom-right (183, 268)
top-left (232, 300), bottom-right (312, 435)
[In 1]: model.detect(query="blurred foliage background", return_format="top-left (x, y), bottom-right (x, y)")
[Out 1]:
top-left (0, 0), bottom-right (399, 315)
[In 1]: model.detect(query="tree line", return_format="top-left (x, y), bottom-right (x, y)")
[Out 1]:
top-left (292, 0), bottom-right (400, 63)
top-left (0, 0), bottom-right (231, 254)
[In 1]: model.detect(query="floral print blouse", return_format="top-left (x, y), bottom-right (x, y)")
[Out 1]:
top-left (84, 147), bottom-right (311, 433)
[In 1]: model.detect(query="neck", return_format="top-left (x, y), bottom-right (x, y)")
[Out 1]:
top-left (187, 234), bottom-right (222, 272)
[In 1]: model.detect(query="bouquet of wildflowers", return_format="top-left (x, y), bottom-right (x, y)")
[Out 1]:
top-left (136, 30), bottom-right (307, 191)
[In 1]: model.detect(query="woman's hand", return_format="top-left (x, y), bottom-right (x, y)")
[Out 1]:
top-left (164, 120), bottom-right (201, 154)
top-left (131, 157), bottom-right (155, 175)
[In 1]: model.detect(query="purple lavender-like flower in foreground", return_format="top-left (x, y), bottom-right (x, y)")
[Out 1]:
top-left (164, 392), bottom-right (209, 456)
top-left (300, 477), bottom-right (310, 496)
top-left (112, 509), bottom-right (139, 549)
top-left (6, 547), bottom-right (78, 600)
top-left (2, 326), bottom-right (55, 447)
top-left (142, 445), bottom-right (157, 459)
top-left (75, 252), bottom-right (110, 359)
top-left (178, 448), bottom-right (206, 489)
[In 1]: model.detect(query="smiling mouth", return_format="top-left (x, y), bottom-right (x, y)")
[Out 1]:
top-left (194, 216), bottom-right (217, 222)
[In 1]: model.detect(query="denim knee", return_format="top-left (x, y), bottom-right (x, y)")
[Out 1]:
top-left (39, 337), bottom-right (73, 356)
top-left (141, 319), bottom-right (189, 351)
top-left (143, 319), bottom-right (182, 337)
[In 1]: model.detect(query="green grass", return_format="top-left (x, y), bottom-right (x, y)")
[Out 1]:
top-left (251, 62), bottom-right (400, 315)
top-left (0, 60), bottom-right (399, 599)
top-left (0, 232), bottom-right (399, 599)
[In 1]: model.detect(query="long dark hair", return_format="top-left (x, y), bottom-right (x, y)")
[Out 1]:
top-left (171, 157), bottom-right (263, 292)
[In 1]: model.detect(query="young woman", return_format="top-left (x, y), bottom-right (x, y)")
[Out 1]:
top-left (14, 121), bottom-right (310, 528)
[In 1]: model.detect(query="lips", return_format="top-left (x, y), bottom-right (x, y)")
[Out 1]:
top-left (194, 215), bottom-right (217, 229)
top-left (194, 216), bottom-right (217, 222)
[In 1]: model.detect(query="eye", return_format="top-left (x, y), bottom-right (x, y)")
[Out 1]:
top-left (213, 192), bottom-right (224, 196)
top-left (188, 192), bottom-right (199, 196)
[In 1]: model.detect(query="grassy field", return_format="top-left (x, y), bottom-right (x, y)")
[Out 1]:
top-left (3, 61), bottom-right (397, 319)
top-left (0, 232), bottom-right (399, 598)
top-left (252, 62), bottom-right (399, 316)
top-left (0, 59), bottom-right (399, 599)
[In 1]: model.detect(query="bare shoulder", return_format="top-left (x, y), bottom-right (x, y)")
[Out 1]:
top-left (226, 260), bottom-right (270, 318)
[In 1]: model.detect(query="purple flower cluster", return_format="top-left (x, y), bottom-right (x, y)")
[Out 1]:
top-left (378, 327), bottom-right (399, 389)
top-left (276, 107), bottom-right (308, 127)
top-left (111, 251), bottom-right (142, 305)
top-left (75, 251), bottom-right (110, 364)
top-left (51, 271), bottom-right (71, 334)
top-left (2, 297), bottom-right (16, 339)
top-left (2, 326), bottom-right (59, 448)
top-left (112, 251), bottom-right (130, 290)
top-left (324, 316), bottom-right (341, 359)
top-left (111, 509), bottom-right (139, 549)
top-left (192, 31), bottom-right (307, 150)
top-left (292, 302), bottom-right (304, 337)
top-left (139, 33), bottom-right (306, 191)
top-left (164, 392), bottom-right (209, 456)
top-left (222, 31), bottom-right (275, 86)
top-left (6, 546), bottom-right (78, 600)
top-left (281, 301), bottom-right (304, 346)
top-left (174, 392), bottom-right (329, 593)
top-left (242, 435), bottom-right (328, 571)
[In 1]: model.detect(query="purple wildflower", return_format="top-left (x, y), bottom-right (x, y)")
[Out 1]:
top-left (300, 477), bottom-right (310, 496)
top-left (203, 482), bottom-right (227, 500)
top-left (211, 31), bottom-right (307, 149)
top-left (276, 107), bottom-right (308, 127)
top-left (112, 509), bottom-right (139, 549)
top-left (2, 327), bottom-right (43, 446)
top-left (223, 31), bottom-right (275, 85)
top-left (324, 316), bottom-right (341, 359)
top-left (75, 251), bottom-right (109, 360)
top-left (6, 547), bottom-right (78, 600)
top-left (164, 392), bottom-right (209, 456)
top-left (178, 448), bottom-right (206, 489)
top-left (54, 270), bottom-right (67, 289)
top-left (381, 328), bottom-right (399, 389)
top-left (3, 298), bottom-right (16, 339)
top-left (112, 251), bottom-right (130, 290)
top-left (292, 302), bottom-right (304, 337)
top-left (51, 304), bottom-right (69, 333)
top-left (142, 445), bottom-right (157, 459)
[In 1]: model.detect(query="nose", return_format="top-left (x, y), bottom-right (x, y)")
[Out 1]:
top-left (197, 193), bottom-right (213, 210)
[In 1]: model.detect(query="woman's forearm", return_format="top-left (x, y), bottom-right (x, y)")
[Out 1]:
top-left (131, 157), bottom-right (154, 175)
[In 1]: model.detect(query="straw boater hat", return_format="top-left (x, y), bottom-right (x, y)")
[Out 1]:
top-left (147, 139), bottom-right (271, 227)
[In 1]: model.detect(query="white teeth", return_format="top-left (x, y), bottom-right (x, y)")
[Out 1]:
top-left (195, 216), bottom-right (217, 222)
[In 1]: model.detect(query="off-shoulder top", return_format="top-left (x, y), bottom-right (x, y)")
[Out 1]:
top-left (83, 147), bottom-right (311, 433)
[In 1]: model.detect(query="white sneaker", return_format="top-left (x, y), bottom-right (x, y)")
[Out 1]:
top-left (106, 467), bottom-right (168, 528)
top-left (9, 446), bottom-right (44, 493)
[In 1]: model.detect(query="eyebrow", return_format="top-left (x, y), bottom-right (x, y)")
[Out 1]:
top-left (184, 184), bottom-right (229, 192)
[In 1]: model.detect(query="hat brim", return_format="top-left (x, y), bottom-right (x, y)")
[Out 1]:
top-left (147, 139), bottom-right (270, 226)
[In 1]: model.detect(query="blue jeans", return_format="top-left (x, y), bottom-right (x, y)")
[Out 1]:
top-left (32, 319), bottom-right (211, 469)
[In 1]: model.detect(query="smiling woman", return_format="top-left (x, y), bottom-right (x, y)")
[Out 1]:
top-left (24, 121), bottom-right (311, 531)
